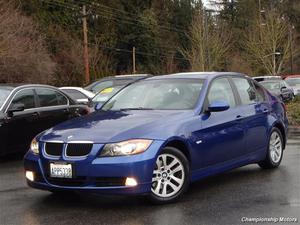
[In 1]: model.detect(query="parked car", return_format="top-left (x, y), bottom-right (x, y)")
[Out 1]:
top-left (284, 75), bottom-right (300, 96)
top-left (92, 85), bottom-right (124, 107)
top-left (253, 75), bottom-right (282, 82)
top-left (60, 87), bottom-right (95, 104)
top-left (260, 80), bottom-right (294, 102)
top-left (0, 84), bottom-right (90, 156)
top-left (24, 72), bottom-right (288, 204)
top-left (84, 74), bottom-right (151, 94)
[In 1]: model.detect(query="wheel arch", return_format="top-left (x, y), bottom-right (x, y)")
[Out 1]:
top-left (272, 122), bottom-right (287, 150)
top-left (161, 137), bottom-right (192, 163)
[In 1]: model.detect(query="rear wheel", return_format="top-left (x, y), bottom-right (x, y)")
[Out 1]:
top-left (258, 127), bottom-right (283, 169)
top-left (148, 147), bottom-right (189, 204)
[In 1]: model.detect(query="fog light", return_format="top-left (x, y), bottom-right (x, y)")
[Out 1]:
top-left (25, 171), bottom-right (34, 182)
top-left (125, 177), bottom-right (137, 187)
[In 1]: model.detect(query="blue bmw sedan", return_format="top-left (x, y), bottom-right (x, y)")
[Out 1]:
top-left (24, 72), bottom-right (288, 203)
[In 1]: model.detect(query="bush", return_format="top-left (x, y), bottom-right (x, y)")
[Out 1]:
top-left (286, 96), bottom-right (300, 126)
top-left (0, 1), bottom-right (56, 84)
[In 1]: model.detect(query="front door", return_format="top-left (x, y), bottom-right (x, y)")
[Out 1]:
top-left (191, 77), bottom-right (246, 170)
top-left (5, 89), bottom-right (39, 153)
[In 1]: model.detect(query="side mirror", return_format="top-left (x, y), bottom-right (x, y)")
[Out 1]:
top-left (94, 102), bottom-right (104, 111)
top-left (7, 103), bottom-right (25, 116)
top-left (76, 99), bottom-right (90, 104)
top-left (281, 86), bottom-right (287, 91)
top-left (208, 101), bottom-right (230, 112)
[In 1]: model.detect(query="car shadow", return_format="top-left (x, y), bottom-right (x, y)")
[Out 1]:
top-left (35, 164), bottom-right (274, 209)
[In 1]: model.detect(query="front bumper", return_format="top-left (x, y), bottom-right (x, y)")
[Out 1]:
top-left (24, 140), bottom-right (164, 195)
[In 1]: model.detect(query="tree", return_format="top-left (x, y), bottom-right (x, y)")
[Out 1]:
top-left (245, 9), bottom-right (296, 75)
top-left (0, 1), bottom-right (55, 83)
top-left (181, 9), bottom-right (232, 71)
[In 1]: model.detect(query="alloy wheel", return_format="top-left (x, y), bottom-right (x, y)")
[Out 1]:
top-left (151, 153), bottom-right (185, 198)
top-left (269, 131), bottom-right (283, 164)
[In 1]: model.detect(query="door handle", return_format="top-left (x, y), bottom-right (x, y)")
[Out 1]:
top-left (31, 112), bottom-right (40, 117)
top-left (236, 115), bottom-right (243, 120)
top-left (263, 109), bottom-right (269, 113)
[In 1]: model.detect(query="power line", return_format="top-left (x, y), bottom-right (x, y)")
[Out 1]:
top-left (88, 43), bottom-right (188, 61)
top-left (41, 0), bottom-right (186, 53)
top-left (76, 0), bottom-right (187, 32)
top-left (41, 0), bottom-right (187, 35)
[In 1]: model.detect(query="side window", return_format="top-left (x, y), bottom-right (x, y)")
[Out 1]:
top-left (57, 92), bottom-right (68, 105)
top-left (9, 89), bottom-right (35, 110)
top-left (232, 78), bottom-right (256, 105)
top-left (253, 82), bottom-right (266, 102)
top-left (62, 89), bottom-right (87, 99)
top-left (36, 88), bottom-right (68, 107)
top-left (208, 78), bottom-right (236, 107)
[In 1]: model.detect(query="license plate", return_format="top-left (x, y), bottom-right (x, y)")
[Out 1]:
top-left (50, 163), bottom-right (72, 178)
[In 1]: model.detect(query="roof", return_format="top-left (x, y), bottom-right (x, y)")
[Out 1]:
top-left (59, 87), bottom-right (95, 98)
top-left (98, 74), bottom-right (151, 81)
top-left (148, 72), bottom-right (247, 80)
top-left (285, 75), bottom-right (300, 79)
top-left (253, 76), bottom-right (281, 79)
top-left (0, 83), bottom-right (55, 89)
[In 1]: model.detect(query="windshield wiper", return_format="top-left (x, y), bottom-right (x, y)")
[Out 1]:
top-left (120, 107), bottom-right (154, 111)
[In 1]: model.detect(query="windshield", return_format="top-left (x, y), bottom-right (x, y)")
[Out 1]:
top-left (286, 78), bottom-right (300, 87)
top-left (102, 79), bottom-right (204, 111)
top-left (0, 87), bottom-right (13, 109)
top-left (92, 86), bottom-right (123, 104)
top-left (260, 82), bottom-right (280, 90)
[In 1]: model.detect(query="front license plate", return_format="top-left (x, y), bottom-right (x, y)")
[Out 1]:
top-left (50, 163), bottom-right (72, 178)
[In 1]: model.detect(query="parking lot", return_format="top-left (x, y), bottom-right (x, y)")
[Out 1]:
top-left (0, 132), bottom-right (299, 225)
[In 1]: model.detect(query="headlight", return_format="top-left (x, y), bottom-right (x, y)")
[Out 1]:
top-left (30, 138), bottom-right (39, 154)
top-left (100, 139), bottom-right (153, 157)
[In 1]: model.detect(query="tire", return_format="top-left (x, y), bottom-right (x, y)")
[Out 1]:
top-left (258, 127), bottom-right (284, 169)
top-left (148, 147), bottom-right (190, 204)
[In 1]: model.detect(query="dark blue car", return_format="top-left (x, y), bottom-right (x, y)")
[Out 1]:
top-left (24, 72), bottom-right (288, 204)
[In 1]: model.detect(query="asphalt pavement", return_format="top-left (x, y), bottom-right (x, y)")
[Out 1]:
top-left (0, 134), bottom-right (299, 225)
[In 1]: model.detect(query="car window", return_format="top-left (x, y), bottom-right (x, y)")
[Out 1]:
top-left (232, 78), bottom-right (256, 105)
top-left (93, 86), bottom-right (123, 103)
top-left (9, 89), bottom-right (35, 110)
top-left (86, 81), bottom-right (114, 93)
top-left (62, 89), bottom-right (87, 100)
top-left (208, 78), bottom-right (236, 107)
top-left (286, 78), bottom-right (300, 87)
top-left (0, 87), bottom-right (13, 109)
top-left (260, 81), bottom-right (280, 90)
top-left (252, 82), bottom-right (266, 102)
top-left (36, 88), bottom-right (68, 107)
top-left (102, 79), bottom-right (204, 110)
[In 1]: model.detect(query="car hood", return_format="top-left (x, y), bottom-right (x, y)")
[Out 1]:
top-left (41, 110), bottom-right (193, 143)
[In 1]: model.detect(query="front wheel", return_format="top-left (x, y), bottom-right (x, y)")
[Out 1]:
top-left (258, 127), bottom-right (283, 169)
top-left (148, 147), bottom-right (189, 204)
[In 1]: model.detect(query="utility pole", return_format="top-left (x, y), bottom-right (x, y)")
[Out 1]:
top-left (132, 46), bottom-right (136, 74)
top-left (289, 25), bottom-right (294, 74)
top-left (82, 5), bottom-right (90, 84)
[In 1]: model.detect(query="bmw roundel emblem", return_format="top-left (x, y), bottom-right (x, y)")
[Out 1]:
top-left (67, 135), bottom-right (73, 140)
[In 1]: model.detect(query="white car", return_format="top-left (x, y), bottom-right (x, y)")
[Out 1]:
top-left (60, 87), bottom-right (95, 104)
top-left (285, 77), bottom-right (300, 96)
top-left (253, 76), bottom-right (282, 82)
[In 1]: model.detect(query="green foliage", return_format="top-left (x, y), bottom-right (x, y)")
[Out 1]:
top-left (1, 0), bottom-right (299, 85)
top-left (287, 96), bottom-right (300, 126)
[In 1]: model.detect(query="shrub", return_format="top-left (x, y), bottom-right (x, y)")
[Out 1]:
top-left (286, 96), bottom-right (300, 126)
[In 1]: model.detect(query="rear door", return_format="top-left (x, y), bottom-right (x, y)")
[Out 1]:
top-left (4, 88), bottom-right (39, 153)
top-left (231, 77), bottom-right (269, 155)
top-left (35, 88), bottom-right (71, 132)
